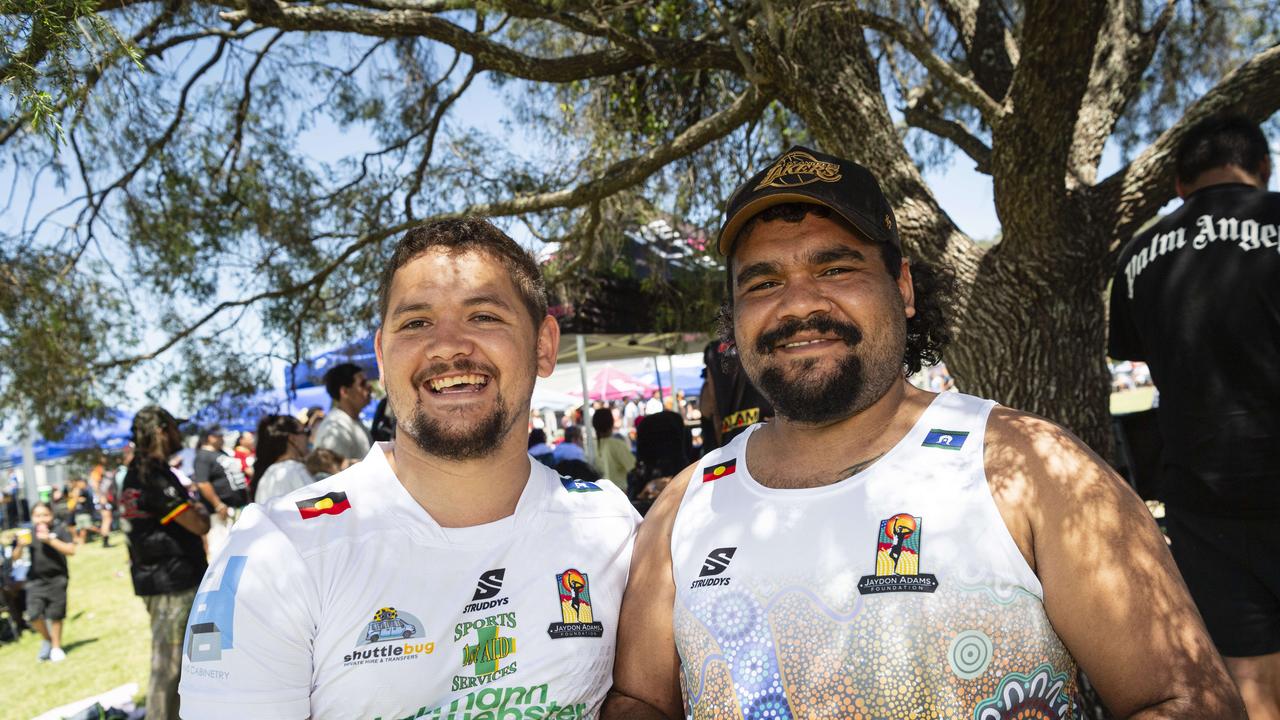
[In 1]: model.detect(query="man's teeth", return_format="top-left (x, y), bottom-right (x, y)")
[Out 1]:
top-left (783, 339), bottom-right (825, 348)
top-left (429, 374), bottom-right (489, 391)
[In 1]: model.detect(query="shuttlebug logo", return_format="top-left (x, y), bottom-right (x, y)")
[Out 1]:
top-left (342, 606), bottom-right (435, 666)
top-left (691, 547), bottom-right (736, 589)
top-left (465, 569), bottom-right (509, 613)
top-left (857, 513), bottom-right (939, 594)
top-left (547, 568), bottom-right (604, 639)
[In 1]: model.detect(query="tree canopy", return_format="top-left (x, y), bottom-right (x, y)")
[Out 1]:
top-left (2, 0), bottom-right (1277, 447)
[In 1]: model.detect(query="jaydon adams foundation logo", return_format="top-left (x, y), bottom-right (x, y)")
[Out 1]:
top-left (343, 607), bottom-right (435, 666)
top-left (857, 513), bottom-right (940, 594)
top-left (452, 612), bottom-right (518, 691)
top-left (547, 568), bottom-right (604, 639)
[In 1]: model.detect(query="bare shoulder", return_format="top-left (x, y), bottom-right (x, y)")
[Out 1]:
top-left (982, 406), bottom-right (1140, 570)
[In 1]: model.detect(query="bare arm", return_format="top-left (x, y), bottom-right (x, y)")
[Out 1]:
top-left (171, 502), bottom-right (211, 537)
top-left (194, 482), bottom-right (229, 520)
top-left (602, 465), bottom-right (694, 720)
top-left (986, 408), bottom-right (1245, 719)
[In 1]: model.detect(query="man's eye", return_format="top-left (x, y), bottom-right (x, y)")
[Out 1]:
top-left (473, 314), bottom-right (500, 322)
top-left (401, 319), bottom-right (428, 330)
top-left (746, 280), bottom-right (779, 292)
top-left (821, 267), bottom-right (852, 276)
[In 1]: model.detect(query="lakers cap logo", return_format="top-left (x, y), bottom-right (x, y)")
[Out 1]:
top-left (754, 150), bottom-right (842, 190)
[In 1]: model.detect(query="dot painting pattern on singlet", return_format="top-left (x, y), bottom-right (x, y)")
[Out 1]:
top-left (676, 580), bottom-right (1080, 719)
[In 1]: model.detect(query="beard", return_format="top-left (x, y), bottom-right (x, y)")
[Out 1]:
top-left (744, 313), bottom-right (904, 425)
top-left (395, 359), bottom-right (520, 461)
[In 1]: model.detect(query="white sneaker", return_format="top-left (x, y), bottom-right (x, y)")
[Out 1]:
top-left (49, 648), bottom-right (66, 663)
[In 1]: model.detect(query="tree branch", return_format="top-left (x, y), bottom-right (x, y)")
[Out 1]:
top-left (990, 0), bottom-right (1107, 249)
top-left (1068, 0), bottom-right (1175, 188)
top-left (851, 8), bottom-right (1004, 121)
top-left (902, 93), bottom-right (993, 173)
top-left (217, 3), bottom-right (739, 81)
top-left (1094, 42), bottom-right (1280, 249)
top-left (935, 0), bottom-right (1015, 101)
top-left (94, 85), bottom-right (772, 370)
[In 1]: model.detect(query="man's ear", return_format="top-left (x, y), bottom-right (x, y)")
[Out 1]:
top-left (536, 315), bottom-right (561, 378)
top-left (898, 259), bottom-right (916, 319)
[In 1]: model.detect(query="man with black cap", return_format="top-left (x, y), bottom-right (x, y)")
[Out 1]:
top-left (1109, 115), bottom-right (1280, 718)
top-left (605, 147), bottom-right (1242, 718)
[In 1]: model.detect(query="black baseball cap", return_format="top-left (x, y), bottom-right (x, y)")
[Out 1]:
top-left (718, 145), bottom-right (901, 255)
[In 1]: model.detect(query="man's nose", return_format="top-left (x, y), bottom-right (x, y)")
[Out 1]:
top-left (776, 275), bottom-right (834, 320)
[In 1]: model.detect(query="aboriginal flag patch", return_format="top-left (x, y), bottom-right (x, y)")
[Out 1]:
top-left (702, 459), bottom-right (737, 483)
top-left (296, 491), bottom-right (351, 519)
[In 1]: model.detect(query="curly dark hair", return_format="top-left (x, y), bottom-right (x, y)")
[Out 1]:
top-left (717, 203), bottom-right (953, 376)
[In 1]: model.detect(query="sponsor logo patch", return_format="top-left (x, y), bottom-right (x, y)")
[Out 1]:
top-left (184, 555), bottom-right (247, 663)
top-left (922, 429), bottom-right (969, 450)
top-left (547, 568), bottom-right (604, 639)
top-left (343, 606), bottom-right (435, 666)
top-left (857, 513), bottom-right (939, 594)
top-left (691, 547), bottom-right (736, 589)
top-left (702, 459), bottom-right (736, 483)
top-left (296, 491), bottom-right (351, 519)
top-left (464, 569), bottom-right (509, 613)
top-left (452, 612), bottom-right (518, 690)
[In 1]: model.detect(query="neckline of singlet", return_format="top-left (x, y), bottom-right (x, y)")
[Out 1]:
top-left (729, 391), bottom-right (953, 499)
top-left (365, 441), bottom-right (547, 548)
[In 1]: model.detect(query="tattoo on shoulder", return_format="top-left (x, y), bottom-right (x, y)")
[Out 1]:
top-left (837, 453), bottom-right (885, 481)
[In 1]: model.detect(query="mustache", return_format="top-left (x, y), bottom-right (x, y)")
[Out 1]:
top-left (411, 358), bottom-right (497, 387)
top-left (756, 315), bottom-right (862, 355)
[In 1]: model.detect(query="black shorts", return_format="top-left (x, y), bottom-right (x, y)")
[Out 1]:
top-left (1167, 506), bottom-right (1280, 657)
top-left (24, 577), bottom-right (68, 622)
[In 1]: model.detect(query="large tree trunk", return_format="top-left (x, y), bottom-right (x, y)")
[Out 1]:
top-left (751, 5), bottom-right (1115, 455)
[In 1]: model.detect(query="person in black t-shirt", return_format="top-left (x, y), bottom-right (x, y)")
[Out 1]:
top-left (14, 502), bottom-right (75, 662)
top-left (1109, 115), bottom-right (1280, 717)
top-left (701, 340), bottom-right (773, 449)
top-left (192, 426), bottom-right (247, 561)
top-left (122, 406), bottom-right (211, 720)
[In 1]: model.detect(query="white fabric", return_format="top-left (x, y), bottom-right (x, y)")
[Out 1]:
top-left (253, 460), bottom-right (313, 504)
top-left (669, 392), bottom-right (1078, 718)
top-left (205, 509), bottom-right (235, 561)
top-left (180, 442), bottom-right (639, 720)
top-left (312, 407), bottom-right (371, 461)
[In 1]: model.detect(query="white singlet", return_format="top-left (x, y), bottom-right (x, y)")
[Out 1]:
top-left (179, 442), bottom-right (638, 720)
top-left (671, 392), bottom-right (1079, 719)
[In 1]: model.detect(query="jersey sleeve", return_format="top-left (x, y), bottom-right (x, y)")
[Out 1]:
top-left (179, 504), bottom-right (317, 720)
top-left (192, 452), bottom-right (213, 485)
top-left (142, 468), bottom-right (193, 525)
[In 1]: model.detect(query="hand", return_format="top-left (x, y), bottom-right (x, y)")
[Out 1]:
top-left (34, 523), bottom-right (49, 541)
top-left (215, 504), bottom-right (229, 520)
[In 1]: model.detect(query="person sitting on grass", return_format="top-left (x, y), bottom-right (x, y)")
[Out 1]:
top-left (14, 502), bottom-right (74, 662)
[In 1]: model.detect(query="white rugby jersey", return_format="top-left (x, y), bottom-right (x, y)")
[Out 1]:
top-left (179, 442), bottom-right (638, 720)
top-left (671, 392), bottom-right (1079, 719)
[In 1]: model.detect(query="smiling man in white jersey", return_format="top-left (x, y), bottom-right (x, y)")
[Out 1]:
top-left (604, 147), bottom-right (1242, 719)
top-left (179, 219), bottom-right (639, 720)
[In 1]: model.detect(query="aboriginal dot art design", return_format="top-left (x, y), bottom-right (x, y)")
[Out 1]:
top-left (675, 578), bottom-right (1079, 719)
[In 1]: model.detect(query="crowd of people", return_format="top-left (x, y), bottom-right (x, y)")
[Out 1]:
top-left (0, 115), bottom-right (1274, 720)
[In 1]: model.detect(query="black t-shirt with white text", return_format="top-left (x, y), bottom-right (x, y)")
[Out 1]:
top-left (193, 448), bottom-right (248, 508)
top-left (1109, 183), bottom-right (1280, 517)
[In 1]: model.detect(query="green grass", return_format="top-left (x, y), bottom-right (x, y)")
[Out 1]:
top-left (1110, 386), bottom-right (1157, 416)
top-left (0, 533), bottom-right (150, 720)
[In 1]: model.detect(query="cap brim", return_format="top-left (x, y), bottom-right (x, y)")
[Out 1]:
top-left (718, 193), bottom-right (889, 255)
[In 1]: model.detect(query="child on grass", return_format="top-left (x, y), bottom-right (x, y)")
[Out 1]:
top-left (14, 502), bottom-right (74, 662)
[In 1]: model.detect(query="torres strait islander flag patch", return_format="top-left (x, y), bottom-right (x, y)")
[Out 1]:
top-left (702, 459), bottom-right (737, 483)
top-left (296, 491), bottom-right (351, 519)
